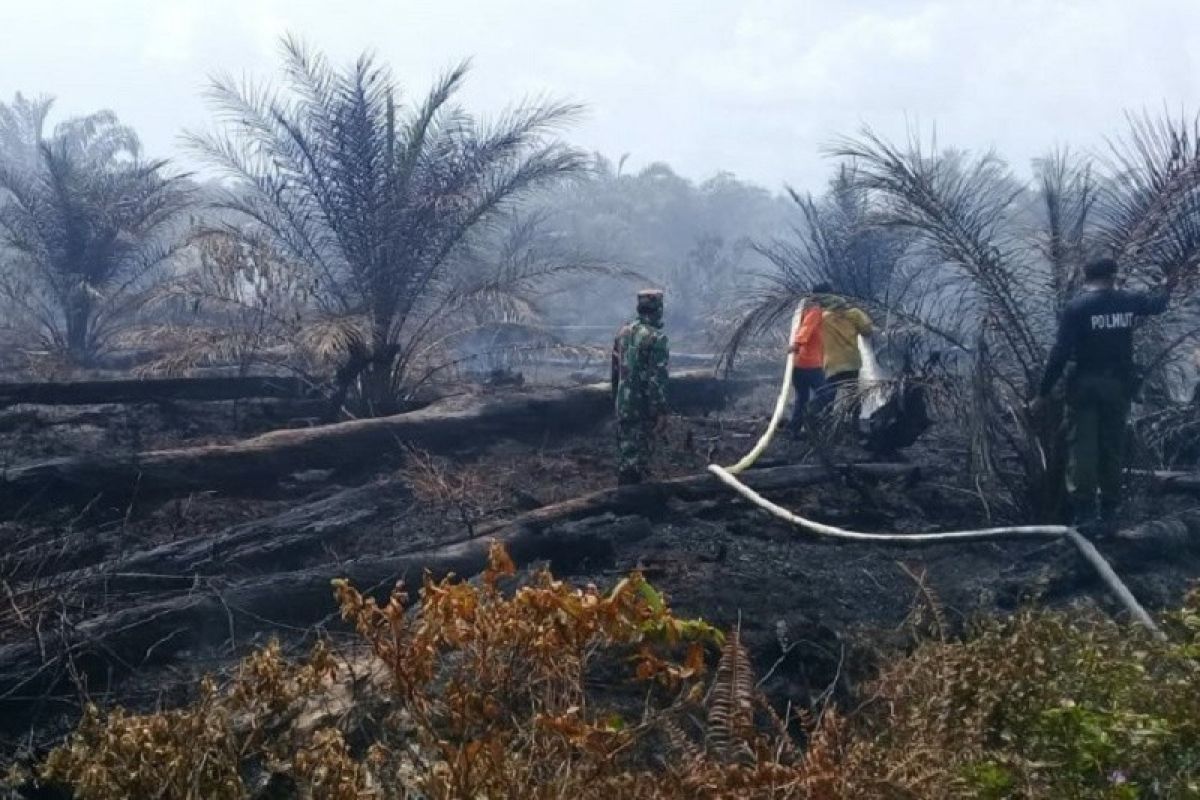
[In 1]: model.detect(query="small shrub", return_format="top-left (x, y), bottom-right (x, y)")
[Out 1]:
top-left (32, 544), bottom-right (724, 799)
top-left (38, 641), bottom-right (346, 799)
top-left (821, 589), bottom-right (1200, 797)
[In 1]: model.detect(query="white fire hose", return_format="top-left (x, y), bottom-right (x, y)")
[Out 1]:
top-left (709, 301), bottom-right (1164, 638)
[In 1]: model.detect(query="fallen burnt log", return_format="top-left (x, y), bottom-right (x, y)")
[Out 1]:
top-left (1135, 470), bottom-right (1200, 495)
top-left (1, 461), bottom-right (1191, 737)
top-left (1111, 510), bottom-right (1200, 560)
top-left (0, 399), bottom-right (338, 443)
top-left (0, 373), bottom-right (748, 511)
top-left (114, 483), bottom-right (407, 579)
top-left (11, 463), bottom-right (908, 599)
top-left (0, 512), bottom-right (653, 730)
top-left (474, 461), bottom-right (921, 538)
top-left (0, 462), bottom-right (898, 721)
top-left (0, 375), bottom-right (313, 407)
top-left (5, 481), bottom-right (411, 594)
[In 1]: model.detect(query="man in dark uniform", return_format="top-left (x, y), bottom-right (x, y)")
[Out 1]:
top-left (1034, 258), bottom-right (1168, 534)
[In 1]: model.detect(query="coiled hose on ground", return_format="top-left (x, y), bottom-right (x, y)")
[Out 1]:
top-left (708, 302), bottom-right (1164, 639)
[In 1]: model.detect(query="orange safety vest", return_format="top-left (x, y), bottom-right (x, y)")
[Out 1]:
top-left (792, 306), bottom-right (824, 369)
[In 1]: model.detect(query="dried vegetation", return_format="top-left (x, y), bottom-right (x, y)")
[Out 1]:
top-left (14, 546), bottom-right (1200, 799)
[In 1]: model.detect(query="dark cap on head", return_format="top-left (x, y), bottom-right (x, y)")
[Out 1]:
top-left (1084, 258), bottom-right (1118, 281)
top-left (637, 289), bottom-right (664, 312)
top-left (811, 282), bottom-right (833, 294)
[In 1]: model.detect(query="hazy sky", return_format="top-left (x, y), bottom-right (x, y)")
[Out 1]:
top-left (4, 0), bottom-right (1199, 192)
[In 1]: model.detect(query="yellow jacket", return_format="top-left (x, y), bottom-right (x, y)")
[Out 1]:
top-left (821, 302), bottom-right (873, 376)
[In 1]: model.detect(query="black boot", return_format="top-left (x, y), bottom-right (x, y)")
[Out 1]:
top-left (617, 468), bottom-right (644, 487)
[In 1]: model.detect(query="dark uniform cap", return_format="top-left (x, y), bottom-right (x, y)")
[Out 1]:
top-left (637, 289), bottom-right (664, 312)
top-left (1084, 258), bottom-right (1118, 280)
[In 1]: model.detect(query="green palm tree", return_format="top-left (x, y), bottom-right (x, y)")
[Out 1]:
top-left (0, 94), bottom-right (192, 366)
top-left (188, 38), bottom-right (586, 413)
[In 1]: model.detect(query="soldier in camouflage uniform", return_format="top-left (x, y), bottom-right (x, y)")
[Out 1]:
top-left (611, 290), bottom-right (670, 485)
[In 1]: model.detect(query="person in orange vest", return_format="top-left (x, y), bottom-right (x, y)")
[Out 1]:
top-left (787, 289), bottom-right (826, 437)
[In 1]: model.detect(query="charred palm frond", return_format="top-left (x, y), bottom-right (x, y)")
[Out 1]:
top-left (1132, 401), bottom-right (1200, 470)
top-left (143, 231), bottom-right (317, 374)
top-left (721, 166), bottom-right (909, 370)
top-left (1098, 111), bottom-right (1200, 291)
top-left (1033, 149), bottom-right (1097, 309)
top-left (831, 129), bottom-right (1048, 387)
top-left (0, 95), bottom-right (192, 365)
top-left (1098, 112), bottom-right (1200, 398)
top-left (444, 209), bottom-right (638, 328)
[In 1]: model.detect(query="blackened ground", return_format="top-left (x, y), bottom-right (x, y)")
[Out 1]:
top-left (1, 384), bottom-right (1199, 767)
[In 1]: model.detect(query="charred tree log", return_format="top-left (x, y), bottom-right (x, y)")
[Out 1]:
top-left (0, 461), bottom-right (886, 721)
top-left (0, 513), bottom-right (652, 731)
top-left (120, 485), bottom-right (404, 578)
top-left (0, 376), bottom-right (313, 407)
top-left (0, 399), bottom-right (332, 436)
top-left (0, 529), bottom-right (111, 586)
top-left (9, 463), bottom-right (908, 596)
top-left (0, 373), bottom-right (747, 511)
top-left (474, 462), bottom-right (921, 539)
top-left (1109, 510), bottom-right (1200, 561)
top-left (1134, 470), bottom-right (1200, 495)
top-left (6, 482), bottom-right (411, 596)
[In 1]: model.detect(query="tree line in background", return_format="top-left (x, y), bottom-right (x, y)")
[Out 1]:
top-left (3, 38), bottom-right (1200, 514)
top-left (0, 38), bottom-right (790, 409)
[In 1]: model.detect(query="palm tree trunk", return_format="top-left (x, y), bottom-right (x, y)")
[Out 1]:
top-left (65, 296), bottom-right (93, 366)
top-left (360, 313), bottom-right (399, 415)
top-left (361, 359), bottom-right (396, 415)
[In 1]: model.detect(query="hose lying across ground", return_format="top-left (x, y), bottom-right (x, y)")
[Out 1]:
top-left (710, 302), bottom-right (1165, 639)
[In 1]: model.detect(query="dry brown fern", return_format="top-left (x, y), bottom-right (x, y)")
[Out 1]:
top-left (705, 623), bottom-right (756, 764)
top-left (660, 715), bottom-right (703, 763)
top-left (898, 562), bottom-right (947, 642)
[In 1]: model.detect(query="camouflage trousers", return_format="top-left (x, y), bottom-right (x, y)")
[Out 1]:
top-left (617, 415), bottom-right (658, 483)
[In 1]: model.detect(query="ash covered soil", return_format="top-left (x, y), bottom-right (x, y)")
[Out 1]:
top-left (1, 380), bottom-right (1199, 761)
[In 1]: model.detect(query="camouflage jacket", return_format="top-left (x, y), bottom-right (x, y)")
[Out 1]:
top-left (611, 318), bottom-right (670, 420)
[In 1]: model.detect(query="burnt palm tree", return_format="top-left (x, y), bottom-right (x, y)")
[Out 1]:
top-left (0, 94), bottom-right (192, 365)
top-left (722, 165), bottom-right (910, 368)
top-left (188, 38), bottom-right (587, 413)
top-left (826, 115), bottom-right (1200, 514)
